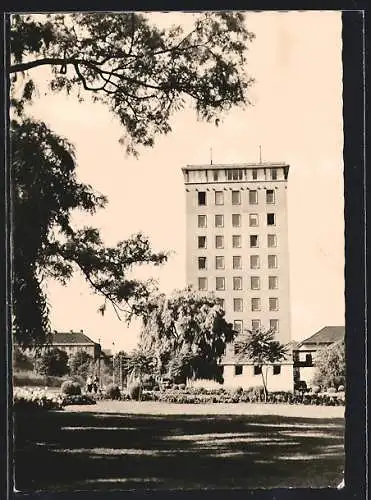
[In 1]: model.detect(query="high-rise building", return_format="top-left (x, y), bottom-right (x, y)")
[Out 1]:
top-left (182, 162), bottom-right (291, 346)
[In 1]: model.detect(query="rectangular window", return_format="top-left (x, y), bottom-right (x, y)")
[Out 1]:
top-left (232, 190), bottom-right (241, 205)
top-left (198, 257), bottom-right (207, 270)
top-left (267, 213), bottom-right (276, 226)
top-left (270, 319), bottom-right (279, 332)
top-left (235, 365), bottom-right (243, 375)
top-left (251, 298), bottom-right (260, 311)
top-left (273, 365), bottom-right (281, 375)
top-left (198, 215), bottom-right (207, 228)
top-left (232, 214), bottom-right (241, 227)
top-left (267, 234), bottom-right (277, 248)
top-left (266, 189), bottom-right (275, 204)
top-left (215, 214), bottom-right (224, 228)
top-left (215, 191), bottom-right (224, 205)
top-left (254, 365), bottom-right (262, 375)
top-left (249, 214), bottom-right (259, 227)
top-left (218, 298), bottom-right (225, 309)
top-left (251, 276), bottom-right (260, 290)
top-left (250, 255), bottom-right (260, 269)
top-left (233, 276), bottom-right (243, 291)
top-left (252, 168), bottom-right (258, 180)
top-left (269, 297), bottom-right (279, 311)
top-left (198, 191), bottom-right (206, 205)
top-left (268, 255), bottom-right (278, 269)
top-left (215, 256), bottom-right (225, 270)
top-left (233, 256), bottom-right (242, 269)
top-left (233, 320), bottom-right (243, 335)
top-left (227, 169), bottom-right (243, 181)
top-left (198, 277), bottom-right (207, 291)
top-left (233, 298), bottom-right (243, 312)
top-left (232, 235), bottom-right (242, 248)
top-left (269, 276), bottom-right (278, 289)
top-left (271, 168), bottom-right (278, 180)
top-left (215, 235), bottom-right (224, 249)
top-left (213, 170), bottom-right (219, 181)
top-left (249, 190), bottom-right (258, 204)
top-left (198, 236), bottom-right (207, 249)
top-left (250, 235), bottom-right (259, 248)
top-left (252, 319), bottom-right (261, 330)
top-left (216, 277), bottom-right (225, 291)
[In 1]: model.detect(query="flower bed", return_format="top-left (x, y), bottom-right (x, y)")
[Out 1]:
top-left (13, 387), bottom-right (64, 411)
top-left (62, 394), bottom-right (97, 406)
top-left (139, 388), bottom-right (345, 406)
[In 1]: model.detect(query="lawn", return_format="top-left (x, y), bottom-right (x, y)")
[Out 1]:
top-left (14, 401), bottom-right (344, 492)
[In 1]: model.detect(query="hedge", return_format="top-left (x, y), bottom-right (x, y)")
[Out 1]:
top-left (139, 388), bottom-right (345, 406)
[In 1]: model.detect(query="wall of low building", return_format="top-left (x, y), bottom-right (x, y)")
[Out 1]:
top-left (187, 379), bottom-right (223, 390)
top-left (298, 366), bottom-right (317, 387)
top-left (222, 363), bottom-right (294, 392)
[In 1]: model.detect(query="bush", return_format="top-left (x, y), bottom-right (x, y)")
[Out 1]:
top-left (128, 382), bottom-right (142, 401)
top-left (62, 394), bottom-right (96, 406)
top-left (294, 380), bottom-right (308, 392)
top-left (106, 384), bottom-right (121, 400)
top-left (13, 388), bottom-right (64, 411)
top-left (61, 380), bottom-right (81, 396)
top-left (233, 386), bottom-right (244, 395)
top-left (142, 375), bottom-right (156, 390)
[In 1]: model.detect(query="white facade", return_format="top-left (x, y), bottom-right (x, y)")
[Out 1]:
top-left (223, 363), bottom-right (294, 392)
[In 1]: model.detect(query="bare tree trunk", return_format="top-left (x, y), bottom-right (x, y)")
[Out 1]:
top-left (261, 367), bottom-right (268, 402)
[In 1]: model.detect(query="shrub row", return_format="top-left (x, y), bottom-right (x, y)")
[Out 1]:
top-left (140, 389), bottom-right (345, 406)
top-left (13, 371), bottom-right (85, 389)
top-left (13, 388), bottom-right (64, 411)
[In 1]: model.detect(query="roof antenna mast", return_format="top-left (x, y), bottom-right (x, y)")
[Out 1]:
top-left (210, 146), bottom-right (213, 165)
top-left (259, 145), bottom-right (262, 164)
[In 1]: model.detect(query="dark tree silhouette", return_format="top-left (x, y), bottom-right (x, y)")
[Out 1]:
top-left (10, 12), bottom-right (255, 345)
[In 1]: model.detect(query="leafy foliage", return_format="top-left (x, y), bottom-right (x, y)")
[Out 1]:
top-left (136, 287), bottom-right (235, 381)
top-left (10, 12), bottom-right (254, 154)
top-left (234, 328), bottom-right (288, 400)
top-left (12, 117), bottom-right (167, 345)
top-left (312, 339), bottom-right (345, 390)
top-left (69, 350), bottom-right (94, 378)
top-left (105, 383), bottom-right (121, 400)
top-left (36, 347), bottom-right (69, 377)
top-left (13, 347), bottom-right (34, 371)
top-left (10, 12), bottom-right (254, 345)
top-left (11, 117), bottom-right (104, 344)
top-left (125, 348), bottom-right (157, 382)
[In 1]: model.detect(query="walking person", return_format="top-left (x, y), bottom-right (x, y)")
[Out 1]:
top-left (93, 375), bottom-right (99, 394)
top-left (86, 375), bottom-right (93, 393)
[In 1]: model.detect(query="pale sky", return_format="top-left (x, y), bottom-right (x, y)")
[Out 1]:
top-left (23, 11), bottom-right (344, 353)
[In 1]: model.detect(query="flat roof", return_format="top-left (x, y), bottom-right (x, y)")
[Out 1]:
top-left (182, 162), bottom-right (289, 171)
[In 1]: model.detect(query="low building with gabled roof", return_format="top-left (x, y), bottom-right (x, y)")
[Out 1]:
top-left (293, 326), bottom-right (345, 387)
top-left (17, 330), bottom-right (101, 360)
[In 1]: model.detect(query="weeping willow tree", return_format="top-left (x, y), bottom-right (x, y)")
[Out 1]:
top-left (134, 287), bottom-right (235, 383)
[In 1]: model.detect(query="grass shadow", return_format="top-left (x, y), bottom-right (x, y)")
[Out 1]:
top-left (14, 406), bottom-right (344, 492)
